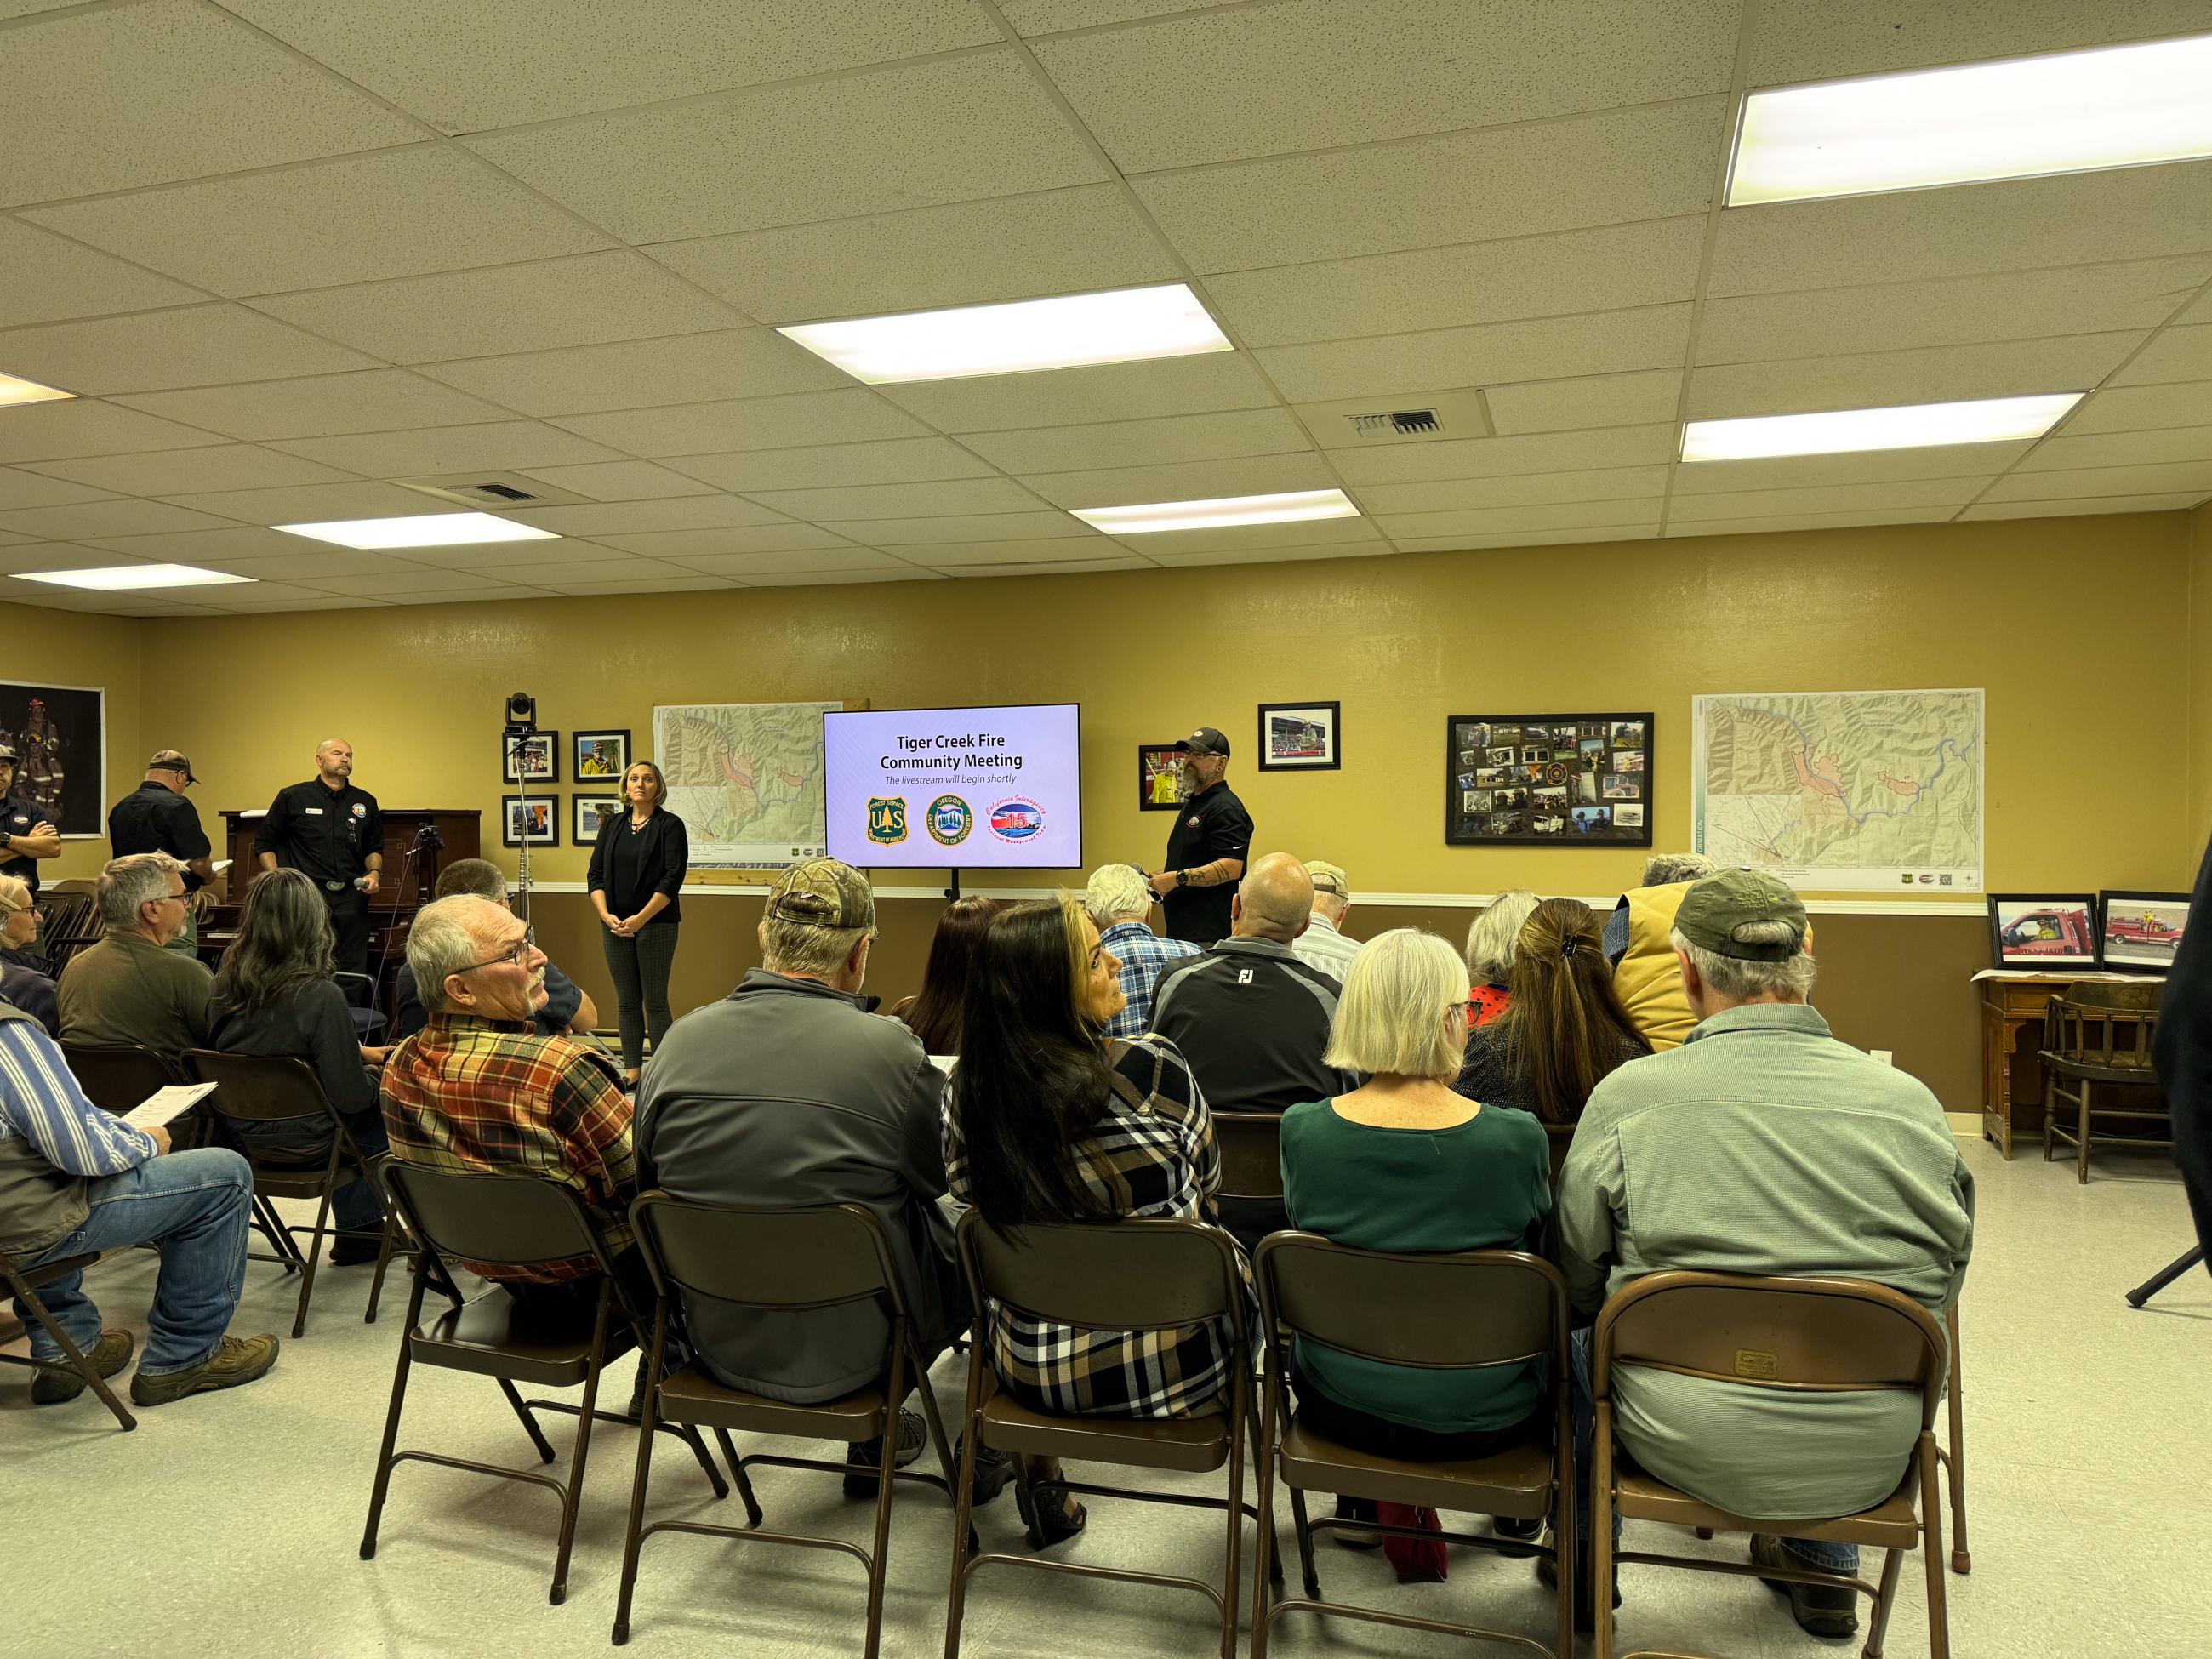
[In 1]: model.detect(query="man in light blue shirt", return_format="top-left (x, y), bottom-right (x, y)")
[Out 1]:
top-left (1083, 864), bottom-right (1198, 1040)
top-left (1291, 859), bottom-right (1363, 981)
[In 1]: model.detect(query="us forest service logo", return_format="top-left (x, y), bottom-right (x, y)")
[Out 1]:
top-left (866, 795), bottom-right (908, 846)
top-left (926, 794), bottom-right (972, 847)
top-left (988, 796), bottom-right (1046, 842)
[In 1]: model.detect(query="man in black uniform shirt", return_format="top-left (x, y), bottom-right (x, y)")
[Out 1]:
top-left (1144, 726), bottom-right (1254, 946)
top-left (0, 744), bottom-right (61, 901)
top-left (254, 738), bottom-right (382, 973)
top-left (108, 750), bottom-right (215, 958)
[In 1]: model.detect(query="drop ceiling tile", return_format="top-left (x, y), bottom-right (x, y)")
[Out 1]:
top-left (949, 557), bottom-right (1153, 579)
top-left (0, 542), bottom-right (156, 575)
top-left (2060, 380), bottom-right (2212, 434)
top-left (825, 511), bottom-right (1093, 545)
top-left (267, 421), bottom-right (625, 477)
top-left (743, 567), bottom-right (945, 586)
top-left (111, 370), bottom-right (516, 441)
top-left (1328, 425), bottom-right (1678, 485)
top-left (551, 390), bottom-right (931, 457)
top-left (0, 402), bottom-right (228, 465)
top-left (1482, 370), bottom-right (1685, 436)
top-left (1960, 492), bottom-right (2212, 520)
top-left (665, 437), bottom-right (999, 493)
top-left (0, 1), bottom-right (105, 16)
top-left (2, 588), bottom-right (231, 616)
top-left (745, 477), bottom-right (1045, 522)
top-left (0, 305), bottom-right (379, 396)
top-left (157, 480), bottom-right (453, 525)
top-left (250, 252), bottom-right (743, 364)
top-left (1020, 452), bottom-right (1333, 510)
top-left (227, 0), bottom-right (997, 132)
top-left (414, 329), bottom-right (857, 418)
top-left (1697, 258), bottom-right (2212, 367)
top-left (0, 530), bottom-right (37, 548)
top-left (880, 537), bottom-right (1127, 567)
top-left (511, 461), bottom-right (716, 502)
top-left (1662, 508), bottom-right (1956, 538)
top-left (1143, 541), bottom-right (1394, 568)
top-left (656, 547), bottom-right (912, 579)
top-left (0, 467), bottom-right (117, 511)
top-left (182, 579), bottom-right (359, 609)
top-left (1668, 477), bottom-right (1992, 521)
top-left (493, 497), bottom-right (792, 536)
top-left (386, 537), bottom-right (644, 569)
top-left (0, 1), bottom-right (420, 206)
top-left (1209, 219), bottom-right (1707, 348)
top-left (309, 567), bottom-right (536, 596)
top-left (0, 217), bottom-right (203, 328)
top-left (192, 593), bottom-right (391, 612)
top-left (24, 445), bottom-right (357, 497)
top-left (1682, 334), bottom-right (2145, 420)
top-left (1099, 516), bottom-right (1388, 556)
top-left (1257, 305), bottom-right (1695, 404)
top-left (469, 54), bottom-right (1109, 244)
top-left (0, 499), bottom-right (242, 539)
top-left (1001, 0), bottom-right (1223, 31)
top-left (2113, 325), bottom-right (2212, 387)
top-left (958, 408), bottom-right (1310, 476)
top-left (77, 527), bottom-right (359, 567)
top-left (469, 556), bottom-right (694, 586)
top-left (1377, 499), bottom-right (1666, 537)
top-left (2015, 425), bottom-right (2212, 472)
top-left (876, 352), bottom-right (1277, 433)
top-left (1393, 526), bottom-right (1659, 552)
top-left (1357, 465), bottom-right (1668, 515)
top-left (23, 148), bottom-right (614, 297)
top-left (1745, 0), bottom-right (2212, 83)
top-left (1029, 0), bottom-right (1737, 172)
top-left (588, 525), bottom-right (863, 559)
top-left (648, 185), bottom-right (1176, 324)
top-left (531, 574), bottom-right (744, 596)
top-left (1707, 161), bottom-right (2212, 297)
top-left (1981, 460), bottom-right (2212, 502)
top-left (1672, 442), bottom-right (2035, 493)
top-left (1135, 100), bottom-right (1725, 273)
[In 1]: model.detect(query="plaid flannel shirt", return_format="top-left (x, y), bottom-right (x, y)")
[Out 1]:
top-left (379, 1013), bottom-right (638, 1284)
top-left (1098, 921), bottom-right (1201, 1040)
top-left (945, 1035), bottom-right (1250, 1420)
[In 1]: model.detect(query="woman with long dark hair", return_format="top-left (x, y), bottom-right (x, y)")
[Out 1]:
top-left (944, 895), bottom-right (1238, 1548)
top-left (588, 759), bottom-right (687, 1086)
top-left (890, 896), bottom-right (999, 1055)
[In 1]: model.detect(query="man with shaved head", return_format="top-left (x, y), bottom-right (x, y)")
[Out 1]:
top-left (254, 738), bottom-right (382, 973)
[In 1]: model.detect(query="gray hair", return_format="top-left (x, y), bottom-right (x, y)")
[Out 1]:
top-left (1325, 928), bottom-right (1468, 1082)
top-left (432, 858), bottom-right (509, 902)
top-left (1642, 852), bottom-right (1715, 887)
top-left (97, 852), bottom-right (183, 929)
top-left (1464, 889), bottom-right (1540, 983)
top-left (761, 914), bottom-right (875, 978)
top-left (1083, 864), bottom-right (1153, 927)
top-left (407, 895), bottom-right (495, 1015)
top-left (1670, 924), bottom-right (1818, 1002)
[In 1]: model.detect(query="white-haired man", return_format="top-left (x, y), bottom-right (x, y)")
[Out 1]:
top-left (1291, 859), bottom-right (1361, 981)
top-left (1082, 864), bottom-right (1198, 1040)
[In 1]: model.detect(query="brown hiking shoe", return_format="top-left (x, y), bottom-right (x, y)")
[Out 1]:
top-left (129, 1334), bottom-right (280, 1405)
top-left (31, 1328), bottom-right (134, 1405)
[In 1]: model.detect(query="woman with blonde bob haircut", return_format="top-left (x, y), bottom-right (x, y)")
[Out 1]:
top-left (1280, 927), bottom-right (1554, 1576)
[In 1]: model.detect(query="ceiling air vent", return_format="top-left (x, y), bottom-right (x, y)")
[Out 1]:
top-left (1293, 390), bottom-right (1486, 448)
top-left (1348, 408), bottom-right (1441, 438)
top-left (396, 470), bottom-right (591, 509)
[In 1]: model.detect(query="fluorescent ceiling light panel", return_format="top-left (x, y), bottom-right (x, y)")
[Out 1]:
top-left (1072, 488), bottom-right (1360, 535)
top-left (1681, 393), bottom-right (2082, 462)
top-left (1728, 33), bottom-right (2212, 205)
top-left (14, 563), bottom-right (254, 590)
top-left (0, 371), bottom-right (75, 407)
top-left (778, 283), bottom-right (1234, 385)
top-left (274, 511), bottom-right (557, 550)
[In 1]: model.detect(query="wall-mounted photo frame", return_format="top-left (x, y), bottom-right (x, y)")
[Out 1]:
top-left (1446, 711), bottom-right (1652, 847)
top-left (572, 729), bottom-right (629, 783)
top-left (1257, 700), bottom-right (1343, 772)
top-left (501, 731), bottom-right (558, 785)
top-left (573, 793), bottom-right (621, 843)
top-left (2096, 889), bottom-right (2190, 973)
top-left (1137, 744), bottom-right (1184, 812)
top-left (501, 794), bottom-right (558, 847)
top-left (0, 680), bottom-right (105, 836)
top-left (1987, 893), bottom-right (2097, 968)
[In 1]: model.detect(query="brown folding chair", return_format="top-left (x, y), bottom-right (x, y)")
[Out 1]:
top-left (362, 1165), bottom-right (731, 1606)
top-left (2039, 982), bottom-right (2166, 1182)
top-left (59, 1041), bottom-right (182, 1113)
top-left (1251, 1234), bottom-right (1574, 1659)
top-left (1590, 1272), bottom-right (1952, 1659)
top-left (182, 1049), bottom-right (399, 1337)
top-left (944, 1211), bottom-right (1268, 1659)
top-left (0, 1244), bottom-right (136, 1430)
top-left (1212, 1111), bottom-right (1284, 1201)
top-left (613, 1196), bottom-right (961, 1656)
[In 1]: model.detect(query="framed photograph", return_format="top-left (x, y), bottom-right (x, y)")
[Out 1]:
top-left (573, 729), bottom-right (630, 783)
top-left (1137, 744), bottom-right (1184, 812)
top-left (2096, 890), bottom-right (2190, 972)
top-left (501, 731), bottom-right (558, 785)
top-left (501, 794), bottom-right (558, 848)
top-left (573, 793), bottom-right (621, 843)
top-left (1447, 712), bottom-right (1652, 847)
top-left (1987, 894), bottom-right (2097, 968)
top-left (0, 680), bottom-right (105, 837)
top-left (1257, 700), bottom-right (1342, 772)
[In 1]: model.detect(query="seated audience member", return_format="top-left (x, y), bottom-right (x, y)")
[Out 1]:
top-left (1601, 852), bottom-right (1715, 1052)
top-left (210, 869), bottom-right (391, 1263)
top-left (1456, 898), bottom-right (1651, 1133)
top-left (1463, 889), bottom-right (1539, 1027)
top-left (380, 896), bottom-right (647, 1317)
top-left (1081, 864), bottom-right (1197, 1040)
top-left (947, 894), bottom-right (1240, 1548)
top-left (889, 895), bottom-right (999, 1056)
top-left (637, 858), bottom-right (988, 1497)
top-left (0, 875), bottom-right (59, 1035)
top-left (1557, 869), bottom-right (1973, 1639)
top-left (390, 859), bottom-right (596, 1041)
top-left (1291, 859), bottom-right (1362, 980)
top-left (1, 990), bottom-right (277, 1408)
top-left (57, 852), bottom-right (214, 1055)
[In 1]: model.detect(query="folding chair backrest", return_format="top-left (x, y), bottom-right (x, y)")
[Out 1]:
top-left (182, 1049), bottom-right (331, 1124)
top-left (961, 1212), bottom-right (1240, 1332)
top-left (1212, 1111), bottom-right (1284, 1200)
top-left (630, 1194), bottom-right (898, 1312)
top-left (1257, 1233), bottom-right (1561, 1371)
top-left (61, 1043), bottom-right (182, 1114)
top-left (380, 1163), bottom-right (607, 1273)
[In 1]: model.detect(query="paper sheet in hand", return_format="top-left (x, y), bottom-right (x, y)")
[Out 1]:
top-left (123, 1082), bottom-right (217, 1131)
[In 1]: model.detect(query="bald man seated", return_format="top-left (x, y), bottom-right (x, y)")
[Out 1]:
top-left (254, 738), bottom-right (381, 975)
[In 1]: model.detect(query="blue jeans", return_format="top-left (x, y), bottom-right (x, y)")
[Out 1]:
top-left (331, 1110), bottom-right (389, 1235)
top-left (14, 1148), bottom-right (254, 1376)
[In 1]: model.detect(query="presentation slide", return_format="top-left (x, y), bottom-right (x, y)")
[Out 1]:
top-left (824, 703), bottom-right (1082, 869)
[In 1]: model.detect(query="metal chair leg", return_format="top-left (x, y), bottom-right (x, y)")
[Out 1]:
top-left (361, 1274), bottom-right (426, 1558)
top-left (1942, 1304), bottom-right (1970, 1573)
top-left (1861, 1546), bottom-right (1903, 1659)
top-left (1286, 1484), bottom-right (1320, 1600)
top-left (499, 1377), bottom-right (558, 1463)
top-left (363, 1210), bottom-right (402, 1324)
top-left (711, 1426), bottom-right (762, 1524)
top-left (611, 1332), bottom-right (663, 1646)
top-left (10, 1277), bottom-right (136, 1431)
top-left (549, 1338), bottom-right (610, 1606)
top-left (1918, 1436), bottom-right (1953, 1659)
top-left (290, 1185), bottom-right (337, 1338)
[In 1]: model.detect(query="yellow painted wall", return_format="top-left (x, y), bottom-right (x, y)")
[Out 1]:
top-left (8, 598), bottom-right (140, 883)
top-left (2191, 499), bottom-right (2212, 853)
top-left (132, 510), bottom-right (2198, 896)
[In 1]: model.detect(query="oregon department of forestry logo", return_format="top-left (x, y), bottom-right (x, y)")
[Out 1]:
top-left (988, 795), bottom-right (1046, 842)
top-left (865, 795), bottom-right (908, 846)
top-left (926, 794), bottom-right (972, 847)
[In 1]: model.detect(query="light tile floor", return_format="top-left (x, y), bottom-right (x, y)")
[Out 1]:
top-left (5, 1137), bottom-right (2204, 1658)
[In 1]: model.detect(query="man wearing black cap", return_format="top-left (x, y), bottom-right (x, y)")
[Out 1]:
top-left (0, 743), bottom-right (60, 902)
top-left (1144, 726), bottom-right (1253, 946)
top-left (108, 751), bottom-right (214, 959)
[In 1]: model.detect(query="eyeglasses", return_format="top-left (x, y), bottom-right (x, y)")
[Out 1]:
top-left (155, 889), bottom-right (188, 906)
top-left (460, 926), bottom-right (537, 973)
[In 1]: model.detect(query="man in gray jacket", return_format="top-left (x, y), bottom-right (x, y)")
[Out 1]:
top-left (636, 858), bottom-right (978, 1493)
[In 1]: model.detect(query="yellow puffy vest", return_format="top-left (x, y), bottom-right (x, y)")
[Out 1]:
top-left (1612, 881), bottom-right (1697, 1052)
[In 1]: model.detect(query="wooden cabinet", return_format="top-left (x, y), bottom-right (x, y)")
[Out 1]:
top-left (1977, 971), bottom-right (2166, 1158)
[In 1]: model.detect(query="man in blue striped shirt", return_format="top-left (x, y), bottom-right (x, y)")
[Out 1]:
top-left (1082, 864), bottom-right (1200, 1040)
top-left (0, 1002), bottom-right (277, 1408)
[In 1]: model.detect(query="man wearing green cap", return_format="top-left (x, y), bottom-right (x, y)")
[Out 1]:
top-left (1555, 868), bottom-right (1974, 1640)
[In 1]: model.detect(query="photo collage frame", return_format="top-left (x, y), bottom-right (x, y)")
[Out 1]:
top-left (1446, 712), bottom-right (1654, 847)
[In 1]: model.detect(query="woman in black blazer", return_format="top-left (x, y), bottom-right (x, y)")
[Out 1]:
top-left (587, 761), bottom-right (688, 1085)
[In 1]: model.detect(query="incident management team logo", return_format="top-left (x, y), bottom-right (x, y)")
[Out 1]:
top-left (866, 795), bottom-right (908, 846)
top-left (926, 794), bottom-right (972, 847)
top-left (988, 795), bottom-right (1046, 842)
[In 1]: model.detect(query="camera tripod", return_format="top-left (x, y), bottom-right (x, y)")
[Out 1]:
top-left (2124, 1245), bottom-right (2206, 1308)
